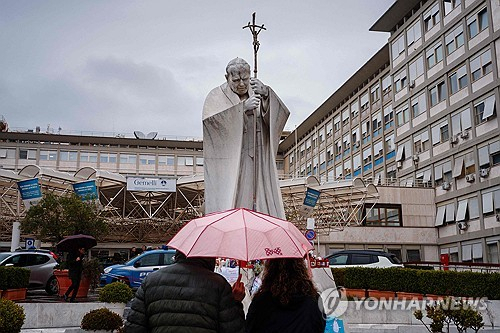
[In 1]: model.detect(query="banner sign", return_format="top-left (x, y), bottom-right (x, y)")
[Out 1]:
top-left (73, 180), bottom-right (98, 200)
top-left (126, 177), bottom-right (176, 192)
top-left (17, 178), bottom-right (42, 210)
top-left (303, 187), bottom-right (321, 207)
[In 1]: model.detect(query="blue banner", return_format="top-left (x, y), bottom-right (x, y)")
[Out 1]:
top-left (72, 180), bottom-right (98, 200)
top-left (17, 178), bottom-right (42, 209)
top-left (303, 187), bottom-right (321, 208)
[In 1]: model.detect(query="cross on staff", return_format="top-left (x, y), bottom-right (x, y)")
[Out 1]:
top-left (243, 12), bottom-right (266, 79)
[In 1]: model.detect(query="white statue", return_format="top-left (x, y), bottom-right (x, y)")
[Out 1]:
top-left (202, 58), bottom-right (289, 218)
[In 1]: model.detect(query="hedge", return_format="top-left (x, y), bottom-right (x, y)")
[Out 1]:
top-left (331, 267), bottom-right (500, 299)
top-left (0, 267), bottom-right (30, 290)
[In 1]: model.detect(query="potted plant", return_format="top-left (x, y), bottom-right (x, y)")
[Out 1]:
top-left (55, 257), bottom-right (103, 298)
top-left (0, 267), bottom-right (30, 301)
top-left (81, 308), bottom-right (123, 333)
top-left (98, 282), bottom-right (134, 316)
top-left (0, 298), bottom-right (26, 333)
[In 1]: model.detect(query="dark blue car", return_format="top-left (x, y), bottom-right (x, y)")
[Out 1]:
top-left (100, 249), bottom-right (176, 288)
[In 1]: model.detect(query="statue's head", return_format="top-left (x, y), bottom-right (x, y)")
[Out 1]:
top-left (225, 58), bottom-right (251, 97)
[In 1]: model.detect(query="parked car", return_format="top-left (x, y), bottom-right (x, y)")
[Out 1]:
top-left (0, 249), bottom-right (59, 295)
top-left (100, 249), bottom-right (176, 289)
top-left (326, 250), bottom-right (403, 268)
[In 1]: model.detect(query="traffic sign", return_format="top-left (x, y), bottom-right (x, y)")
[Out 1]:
top-left (305, 229), bottom-right (316, 240)
top-left (25, 238), bottom-right (35, 249)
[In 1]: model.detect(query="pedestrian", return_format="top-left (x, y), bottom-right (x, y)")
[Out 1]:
top-left (130, 246), bottom-right (138, 258)
top-left (245, 258), bottom-right (326, 333)
top-left (63, 247), bottom-right (85, 302)
top-left (125, 250), bottom-right (245, 333)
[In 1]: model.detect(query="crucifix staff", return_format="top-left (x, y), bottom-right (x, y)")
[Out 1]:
top-left (243, 12), bottom-right (266, 211)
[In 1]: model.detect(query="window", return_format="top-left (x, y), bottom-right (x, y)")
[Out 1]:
top-left (482, 189), bottom-right (500, 215)
top-left (470, 48), bottom-right (492, 82)
top-left (385, 134), bottom-right (395, 155)
top-left (335, 164), bottom-right (342, 179)
top-left (406, 20), bottom-right (422, 47)
top-left (448, 64), bottom-right (468, 95)
top-left (444, 0), bottom-right (461, 16)
top-left (120, 154), bottom-right (137, 164)
top-left (177, 156), bottom-right (193, 166)
top-left (318, 127), bottom-right (324, 143)
top-left (474, 95), bottom-right (496, 125)
top-left (452, 152), bottom-right (474, 178)
top-left (353, 154), bottom-right (361, 175)
top-left (326, 122), bottom-right (333, 137)
top-left (80, 151), bottom-right (98, 163)
top-left (434, 160), bottom-right (452, 186)
top-left (342, 134), bottom-right (350, 155)
top-left (411, 91), bottom-right (427, 118)
top-left (462, 243), bottom-right (484, 263)
top-left (361, 120), bottom-right (371, 144)
top-left (158, 155), bottom-right (175, 166)
top-left (196, 157), bottom-right (204, 166)
top-left (391, 34), bottom-right (405, 60)
top-left (395, 140), bottom-right (412, 162)
top-left (360, 93), bottom-right (369, 111)
top-left (409, 56), bottom-right (424, 81)
top-left (426, 42), bottom-right (443, 69)
top-left (478, 141), bottom-right (500, 168)
top-left (364, 204), bottom-right (402, 226)
top-left (383, 105), bottom-right (394, 129)
top-left (394, 69), bottom-right (407, 92)
top-left (326, 145), bottom-right (334, 166)
top-left (413, 130), bottom-right (430, 154)
top-left (351, 101), bottom-right (359, 119)
top-left (0, 148), bottom-right (15, 159)
top-left (39, 150), bottom-right (57, 161)
top-left (372, 112), bottom-right (382, 137)
top-left (342, 109), bottom-right (349, 127)
top-left (451, 108), bottom-right (472, 137)
top-left (431, 120), bottom-right (449, 145)
top-left (382, 75), bottom-right (391, 96)
top-left (100, 153), bottom-right (117, 164)
top-left (334, 115), bottom-right (341, 132)
top-left (329, 254), bottom-right (348, 266)
top-left (351, 127), bottom-right (360, 149)
top-left (344, 159), bottom-right (351, 177)
top-left (59, 150), bottom-right (78, 161)
top-left (319, 151), bottom-right (326, 171)
top-left (396, 104), bottom-right (410, 127)
top-left (363, 147), bottom-right (372, 165)
top-left (335, 140), bottom-right (342, 160)
top-left (407, 249), bottom-right (421, 262)
top-left (429, 81), bottom-right (447, 106)
top-left (370, 84), bottom-right (380, 103)
top-left (467, 7), bottom-right (488, 39)
top-left (139, 154), bottom-right (155, 165)
top-left (137, 253), bottom-right (161, 267)
top-left (445, 24), bottom-right (464, 55)
top-left (19, 149), bottom-right (36, 160)
top-left (373, 140), bottom-right (384, 160)
top-left (424, 4), bottom-right (440, 32)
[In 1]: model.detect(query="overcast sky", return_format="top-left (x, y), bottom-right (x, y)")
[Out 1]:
top-left (1, 1), bottom-right (394, 139)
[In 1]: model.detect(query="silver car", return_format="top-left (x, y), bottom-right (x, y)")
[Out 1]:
top-left (0, 250), bottom-right (59, 295)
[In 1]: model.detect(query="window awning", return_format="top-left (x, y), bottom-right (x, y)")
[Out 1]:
top-left (396, 145), bottom-right (405, 161)
top-left (456, 199), bottom-right (468, 222)
top-left (452, 156), bottom-right (464, 178)
top-left (482, 95), bottom-right (496, 120)
top-left (435, 205), bottom-right (446, 227)
top-left (462, 244), bottom-right (472, 261)
top-left (472, 243), bottom-right (483, 260)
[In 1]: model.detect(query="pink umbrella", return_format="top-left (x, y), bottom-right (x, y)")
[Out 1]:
top-left (167, 208), bottom-right (314, 261)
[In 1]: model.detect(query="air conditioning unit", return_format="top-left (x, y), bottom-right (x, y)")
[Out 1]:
top-left (412, 155), bottom-right (419, 163)
top-left (354, 141), bottom-right (360, 148)
top-left (457, 221), bottom-right (468, 231)
top-left (396, 161), bottom-right (403, 169)
top-left (442, 182), bottom-right (451, 190)
top-left (450, 136), bottom-right (459, 145)
top-left (460, 130), bottom-right (469, 139)
top-left (409, 80), bottom-right (415, 89)
top-left (465, 174), bottom-right (475, 182)
top-left (480, 168), bottom-right (490, 178)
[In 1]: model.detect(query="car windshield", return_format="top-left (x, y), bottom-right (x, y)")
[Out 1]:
top-left (0, 253), bottom-right (12, 263)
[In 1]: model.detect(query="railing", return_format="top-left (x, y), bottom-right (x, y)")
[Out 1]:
top-left (404, 261), bottom-right (500, 273)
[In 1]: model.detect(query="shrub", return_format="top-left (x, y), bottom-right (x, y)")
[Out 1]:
top-left (81, 308), bottom-right (123, 331)
top-left (83, 258), bottom-right (103, 290)
top-left (332, 267), bottom-right (500, 299)
top-left (99, 282), bottom-right (134, 304)
top-left (0, 298), bottom-right (26, 333)
top-left (0, 267), bottom-right (30, 290)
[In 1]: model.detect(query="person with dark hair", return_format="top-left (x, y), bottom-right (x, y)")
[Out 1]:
top-left (63, 247), bottom-right (85, 302)
top-left (125, 250), bottom-right (245, 333)
top-left (245, 258), bottom-right (326, 333)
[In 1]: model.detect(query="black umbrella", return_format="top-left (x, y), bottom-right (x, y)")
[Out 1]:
top-left (56, 234), bottom-right (97, 252)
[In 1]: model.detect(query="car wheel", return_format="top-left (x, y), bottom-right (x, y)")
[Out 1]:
top-left (45, 276), bottom-right (59, 295)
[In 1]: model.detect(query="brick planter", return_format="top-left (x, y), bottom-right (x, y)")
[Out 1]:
top-left (1, 288), bottom-right (27, 301)
top-left (54, 270), bottom-right (91, 298)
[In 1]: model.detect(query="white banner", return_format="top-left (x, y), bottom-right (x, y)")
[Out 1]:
top-left (126, 177), bottom-right (176, 192)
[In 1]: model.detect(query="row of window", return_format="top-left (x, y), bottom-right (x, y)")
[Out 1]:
top-left (0, 149), bottom-right (204, 167)
top-left (435, 187), bottom-right (500, 227)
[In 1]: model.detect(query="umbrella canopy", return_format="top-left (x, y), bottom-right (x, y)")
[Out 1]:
top-left (56, 234), bottom-right (97, 252)
top-left (167, 208), bottom-right (313, 261)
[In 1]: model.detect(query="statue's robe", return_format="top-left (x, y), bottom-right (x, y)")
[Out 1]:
top-left (202, 82), bottom-right (289, 218)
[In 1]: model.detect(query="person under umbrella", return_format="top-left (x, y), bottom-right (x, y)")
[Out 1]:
top-left (63, 246), bottom-right (85, 302)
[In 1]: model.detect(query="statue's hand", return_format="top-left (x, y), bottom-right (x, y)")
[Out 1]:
top-left (250, 78), bottom-right (269, 97)
top-left (244, 95), bottom-right (260, 112)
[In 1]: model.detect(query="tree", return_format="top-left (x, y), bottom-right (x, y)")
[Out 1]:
top-left (21, 193), bottom-right (108, 244)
